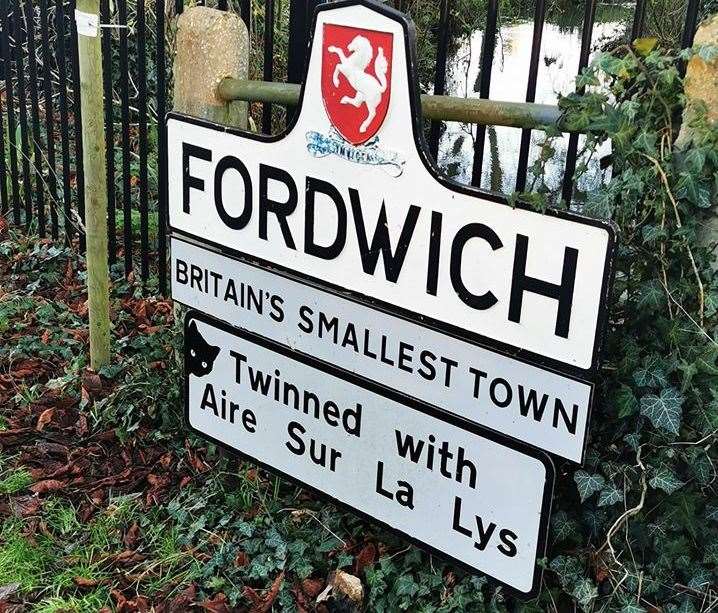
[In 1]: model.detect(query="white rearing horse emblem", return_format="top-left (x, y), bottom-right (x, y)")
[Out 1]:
top-left (327, 35), bottom-right (389, 134)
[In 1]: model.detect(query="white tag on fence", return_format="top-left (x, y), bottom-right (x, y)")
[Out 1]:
top-left (74, 10), bottom-right (99, 37)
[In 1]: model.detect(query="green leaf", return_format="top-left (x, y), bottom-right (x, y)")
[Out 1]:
top-left (621, 602), bottom-right (646, 613)
top-left (649, 467), bottom-right (684, 494)
top-left (551, 510), bottom-right (580, 542)
top-left (706, 504), bottom-right (718, 522)
top-left (677, 172), bottom-right (712, 209)
top-left (616, 385), bottom-right (638, 418)
top-left (598, 486), bottom-right (624, 507)
top-left (574, 470), bottom-right (605, 502)
top-left (632, 37), bottom-right (658, 56)
top-left (636, 280), bottom-right (665, 312)
top-left (633, 356), bottom-right (668, 388)
top-left (571, 578), bottom-right (598, 608)
top-left (640, 387), bottom-right (683, 434)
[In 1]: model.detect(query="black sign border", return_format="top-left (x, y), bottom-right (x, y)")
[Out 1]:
top-left (184, 309), bottom-right (555, 600)
top-left (172, 233), bottom-right (595, 464)
top-left (167, 0), bottom-right (617, 378)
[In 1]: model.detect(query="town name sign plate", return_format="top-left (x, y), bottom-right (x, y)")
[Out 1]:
top-left (167, 0), bottom-right (616, 597)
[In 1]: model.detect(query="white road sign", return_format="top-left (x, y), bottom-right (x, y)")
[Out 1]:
top-left (173, 236), bottom-right (593, 462)
top-left (167, 0), bottom-right (616, 373)
top-left (184, 312), bottom-right (554, 596)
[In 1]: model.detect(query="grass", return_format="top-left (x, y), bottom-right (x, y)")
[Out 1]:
top-left (0, 468), bottom-right (33, 495)
top-left (0, 521), bottom-right (52, 592)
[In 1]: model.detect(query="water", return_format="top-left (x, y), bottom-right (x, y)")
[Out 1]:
top-left (437, 11), bottom-right (630, 196)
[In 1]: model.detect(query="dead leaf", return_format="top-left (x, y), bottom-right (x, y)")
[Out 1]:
top-left (74, 576), bottom-right (100, 588)
top-left (301, 578), bottom-right (324, 599)
top-left (234, 550), bottom-right (249, 568)
top-left (82, 371), bottom-right (102, 397)
top-left (354, 543), bottom-right (376, 575)
top-left (36, 408), bottom-right (55, 431)
top-left (29, 479), bottom-right (65, 494)
top-left (198, 592), bottom-right (230, 613)
top-left (123, 522), bottom-right (141, 549)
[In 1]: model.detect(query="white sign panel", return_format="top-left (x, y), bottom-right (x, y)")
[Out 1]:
top-left (173, 236), bottom-right (593, 462)
top-left (167, 1), bottom-right (615, 372)
top-left (184, 312), bottom-right (553, 596)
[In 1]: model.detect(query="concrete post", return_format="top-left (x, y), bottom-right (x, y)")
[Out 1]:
top-left (173, 6), bottom-right (249, 127)
top-left (676, 15), bottom-right (718, 268)
top-left (171, 6), bottom-right (249, 358)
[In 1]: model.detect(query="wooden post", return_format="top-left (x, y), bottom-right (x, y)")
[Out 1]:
top-left (76, 0), bottom-right (111, 369)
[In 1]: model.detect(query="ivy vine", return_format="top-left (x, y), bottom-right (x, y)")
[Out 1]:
top-left (514, 40), bottom-right (718, 612)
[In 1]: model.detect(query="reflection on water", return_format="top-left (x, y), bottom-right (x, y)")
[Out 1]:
top-left (438, 13), bottom-right (629, 197)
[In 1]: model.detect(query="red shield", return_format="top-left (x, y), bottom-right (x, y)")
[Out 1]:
top-left (321, 24), bottom-right (393, 145)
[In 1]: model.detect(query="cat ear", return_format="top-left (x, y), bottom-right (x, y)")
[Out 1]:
top-left (209, 345), bottom-right (220, 359)
top-left (189, 320), bottom-right (198, 333)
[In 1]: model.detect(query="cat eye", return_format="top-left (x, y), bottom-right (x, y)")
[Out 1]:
top-left (202, 362), bottom-right (207, 368)
top-left (191, 349), bottom-right (196, 357)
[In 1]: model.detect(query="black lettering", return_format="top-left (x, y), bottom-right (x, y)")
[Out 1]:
top-left (350, 189), bottom-right (420, 283)
top-left (452, 496), bottom-right (472, 538)
top-left (553, 399), bottom-right (579, 434)
top-left (394, 430), bottom-right (424, 463)
top-left (518, 386), bottom-right (548, 421)
top-left (450, 223), bottom-right (502, 310)
top-left (259, 164), bottom-right (298, 249)
top-left (182, 143), bottom-right (211, 213)
top-left (497, 529), bottom-right (518, 557)
top-left (214, 155), bottom-right (252, 229)
top-left (508, 234), bottom-right (578, 338)
top-left (286, 421), bottom-right (306, 455)
top-left (305, 177), bottom-right (347, 260)
top-left (297, 305), bottom-right (314, 333)
top-left (426, 211), bottom-right (442, 295)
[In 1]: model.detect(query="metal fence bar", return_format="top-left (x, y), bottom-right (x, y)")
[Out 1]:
top-left (470, 0), bottom-right (499, 188)
top-left (428, 0), bottom-right (450, 158)
top-left (560, 0), bottom-right (597, 205)
top-left (631, 0), bottom-right (647, 41)
top-left (55, 0), bottom-right (73, 243)
top-left (240, 0), bottom-right (250, 29)
top-left (262, 0), bottom-right (275, 134)
top-left (118, 0), bottom-right (133, 274)
top-left (0, 69), bottom-right (7, 217)
top-left (137, 0), bottom-right (150, 283)
top-left (156, 0), bottom-right (168, 294)
top-left (515, 0), bottom-right (546, 193)
top-left (681, 0), bottom-right (700, 49)
top-left (100, 0), bottom-right (116, 264)
top-left (39, 0), bottom-right (59, 239)
top-left (69, 0), bottom-right (86, 250)
top-left (24, 0), bottom-right (47, 237)
top-left (2, 2), bottom-right (21, 225)
top-left (14, 5), bottom-right (33, 230)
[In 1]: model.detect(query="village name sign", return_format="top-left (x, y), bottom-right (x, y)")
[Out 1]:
top-left (167, 0), bottom-right (616, 598)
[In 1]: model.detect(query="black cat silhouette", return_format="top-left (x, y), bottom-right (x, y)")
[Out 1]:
top-left (186, 320), bottom-right (220, 377)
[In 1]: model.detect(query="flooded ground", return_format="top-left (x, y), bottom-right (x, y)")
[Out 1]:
top-left (437, 6), bottom-right (632, 196)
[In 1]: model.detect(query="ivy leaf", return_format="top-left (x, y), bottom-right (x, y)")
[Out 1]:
top-left (677, 172), bottom-right (712, 209)
top-left (551, 510), bottom-right (580, 542)
top-left (598, 486), bottom-right (624, 507)
top-left (705, 504), bottom-right (718, 522)
top-left (621, 603), bottom-right (646, 613)
top-left (640, 387), bottom-right (683, 434)
top-left (636, 280), bottom-right (665, 312)
top-left (649, 467), bottom-right (684, 494)
top-left (574, 471), bottom-right (605, 502)
top-left (633, 356), bottom-right (668, 388)
top-left (615, 385), bottom-right (638, 418)
top-left (571, 578), bottom-right (598, 608)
